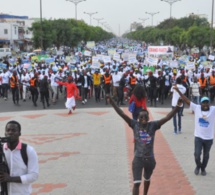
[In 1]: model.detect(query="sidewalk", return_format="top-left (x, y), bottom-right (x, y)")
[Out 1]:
top-left (0, 107), bottom-right (214, 195)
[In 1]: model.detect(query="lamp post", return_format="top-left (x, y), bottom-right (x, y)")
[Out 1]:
top-left (40, 0), bottom-right (43, 50)
top-left (210, 0), bottom-right (214, 51)
top-left (161, 0), bottom-right (181, 19)
top-left (145, 12), bottom-right (159, 26)
top-left (66, 0), bottom-right (86, 20)
top-left (138, 18), bottom-right (149, 27)
top-left (93, 18), bottom-right (104, 26)
top-left (83, 11), bottom-right (98, 25)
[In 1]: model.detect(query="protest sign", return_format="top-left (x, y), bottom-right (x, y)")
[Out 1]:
top-left (208, 55), bottom-right (215, 61)
top-left (103, 56), bottom-right (111, 63)
top-left (113, 53), bottom-right (121, 61)
top-left (86, 41), bottom-right (95, 49)
top-left (146, 57), bottom-right (158, 66)
top-left (108, 49), bottom-right (116, 56)
top-left (91, 62), bottom-right (100, 69)
top-left (186, 62), bottom-right (195, 70)
top-left (169, 61), bottom-right (178, 68)
top-left (84, 51), bottom-right (92, 56)
top-left (92, 56), bottom-right (99, 62)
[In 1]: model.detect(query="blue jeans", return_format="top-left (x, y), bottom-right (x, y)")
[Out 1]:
top-left (192, 96), bottom-right (200, 104)
top-left (194, 137), bottom-right (213, 170)
top-left (172, 106), bottom-right (183, 133)
top-left (132, 106), bottom-right (143, 120)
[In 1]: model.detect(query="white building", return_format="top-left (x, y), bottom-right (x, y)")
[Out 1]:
top-left (0, 14), bottom-right (34, 52)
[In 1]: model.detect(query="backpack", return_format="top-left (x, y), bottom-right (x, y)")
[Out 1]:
top-left (20, 143), bottom-right (28, 166)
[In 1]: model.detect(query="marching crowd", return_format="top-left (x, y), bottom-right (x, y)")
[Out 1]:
top-left (0, 42), bottom-right (215, 114)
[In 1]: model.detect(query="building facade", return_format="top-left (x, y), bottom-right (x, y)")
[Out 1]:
top-left (0, 14), bottom-right (34, 52)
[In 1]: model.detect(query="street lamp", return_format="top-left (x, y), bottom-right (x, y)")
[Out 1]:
top-left (40, 0), bottom-right (43, 50)
top-left (83, 11), bottom-right (98, 25)
top-left (93, 18), bottom-right (104, 26)
top-left (145, 12), bottom-right (159, 26)
top-left (161, 0), bottom-right (181, 19)
top-left (210, 0), bottom-right (214, 51)
top-left (66, 0), bottom-right (86, 20)
top-left (138, 18), bottom-right (149, 27)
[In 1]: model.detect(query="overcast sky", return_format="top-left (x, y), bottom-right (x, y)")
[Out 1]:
top-left (1, 0), bottom-right (214, 36)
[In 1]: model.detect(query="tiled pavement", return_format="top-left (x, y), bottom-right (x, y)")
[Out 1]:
top-left (0, 106), bottom-right (214, 195)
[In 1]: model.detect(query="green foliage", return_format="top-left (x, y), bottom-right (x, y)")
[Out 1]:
top-left (31, 19), bottom-right (115, 50)
top-left (123, 16), bottom-right (213, 49)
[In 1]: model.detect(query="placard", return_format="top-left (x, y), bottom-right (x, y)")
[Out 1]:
top-left (84, 51), bottom-right (92, 56)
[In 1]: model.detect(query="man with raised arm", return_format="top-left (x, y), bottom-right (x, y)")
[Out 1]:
top-left (107, 94), bottom-right (183, 195)
top-left (173, 85), bottom-right (215, 176)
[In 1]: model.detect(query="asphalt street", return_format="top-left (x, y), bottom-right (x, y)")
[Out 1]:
top-left (0, 90), bottom-right (179, 113)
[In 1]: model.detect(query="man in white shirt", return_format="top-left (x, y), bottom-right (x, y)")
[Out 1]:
top-left (1, 69), bottom-right (10, 100)
top-left (170, 77), bottom-right (186, 134)
top-left (50, 71), bottom-right (59, 104)
top-left (21, 71), bottom-right (30, 102)
top-left (174, 87), bottom-right (215, 176)
top-left (0, 120), bottom-right (39, 195)
top-left (190, 77), bottom-right (200, 104)
top-left (111, 70), bottom-right (121, 101)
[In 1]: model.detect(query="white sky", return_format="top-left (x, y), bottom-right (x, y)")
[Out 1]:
top-left (1, 0), bottom-right (214, 36)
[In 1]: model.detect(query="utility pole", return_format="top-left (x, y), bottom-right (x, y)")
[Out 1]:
top-left (40, 0), bottom-right (43, 50)
top-left (66, 0), bottom-right (86, 20)
top-left (138, 18), bottom-right (149, 27)
top-left (83, 12), bottom-right (98, 25)
top-left (210, 0), bottom-right (214, 51)
top-left (145, 11), bottom-right (159, 26)
top-left (161, 0), bottom-right (181, 19)
top-left (93, 18), bottom-right (104, 26)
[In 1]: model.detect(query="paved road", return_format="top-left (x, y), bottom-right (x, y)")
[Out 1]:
top-left (1, 92), bottom-right (215, 195)
top-left (0, 90), bottom-right (185, 113)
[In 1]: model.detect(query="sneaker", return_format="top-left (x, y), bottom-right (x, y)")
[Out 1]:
top-left (85, 99), bottom-right (87, 103)
top-left (72, 106), bottom-right (76, 111)
top-left (201, 169), bottom-right (207, 176)
top-left (82, 101), bottom-right (85, 104)
top-left (68, 110), bottom-right (72, 115)
top-left (194, 167), bottom-right (200, 175)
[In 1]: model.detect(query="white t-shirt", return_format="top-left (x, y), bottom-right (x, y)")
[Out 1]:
top-left (190, 82), bottom-right (200, 96)
top-left (50, 73), bottom-right (59, 87)
top-left (112, 73), bottom-right (121, 87)
top-left (190, 102), bottom-right (215, 140)
top-left (21, 74), bottom-right (30, 86)
top-left (171, 84), bottom-right (186, 106)
top-left (1, 72), bottom-right (10, 84)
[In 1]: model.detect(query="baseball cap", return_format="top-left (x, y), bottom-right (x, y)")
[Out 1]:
top-left (200, 97), bottom-right (210, 103)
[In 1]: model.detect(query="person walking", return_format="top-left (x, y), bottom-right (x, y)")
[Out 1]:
top-left (170, 77), bottom-right (186, 134)
top-left (57, 76), bottom-right (79, 114)
top-left (92, 69), bottom-right (102, 102)
top-left (39, 76), bottom-right (50, 109)
top-left (107, 94), bottom-right (183, 195)
top-left (173, 86), bottom-right (215, 176)
top-left (29, 74), bottom-right (39, 107)
top-left (2, 68), bottom-right (10, 100)
top-left (10, 70), bottom-right (19, 105)
top-left (21, 70), bottom-right (30, 102)
top-left (129, 84), bottom-right (147, 120)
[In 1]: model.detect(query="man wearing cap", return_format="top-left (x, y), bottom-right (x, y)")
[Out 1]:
top-left (174, 86), bottom-right (215, 176)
